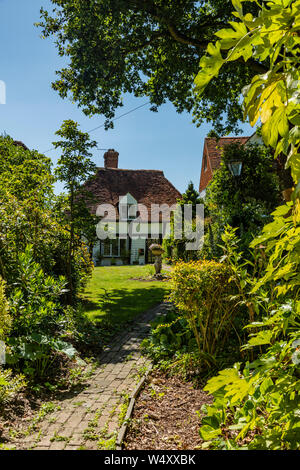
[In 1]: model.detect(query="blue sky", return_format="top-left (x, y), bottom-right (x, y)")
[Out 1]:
top-left (0, 0), bottom-right (254, 194)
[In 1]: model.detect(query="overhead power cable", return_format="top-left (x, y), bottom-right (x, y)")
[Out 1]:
top-left (42, 101), bottom-right (150, 154)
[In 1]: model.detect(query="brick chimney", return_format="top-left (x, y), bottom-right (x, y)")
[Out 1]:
top-left (104, 149), bottom-right (119, 169)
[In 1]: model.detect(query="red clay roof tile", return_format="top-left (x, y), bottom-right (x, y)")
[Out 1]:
top-left (82, 167), bottom-right (182, 221)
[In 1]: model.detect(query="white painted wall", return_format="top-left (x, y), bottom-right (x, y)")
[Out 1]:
top-left (130, 238), bottom-right (146, 265)
top-left (92, 240), bottom-right (101, 266)
top-left (199, 189), bottom-right (206, 199)
top-left (247, 133), bottom-right (263, 145)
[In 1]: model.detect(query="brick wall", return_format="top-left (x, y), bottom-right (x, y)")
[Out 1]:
top-left (199, 147), bottom-right (213, 192)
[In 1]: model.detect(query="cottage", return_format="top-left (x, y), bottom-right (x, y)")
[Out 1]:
top-left (82, 149), bottom-right (181, 266)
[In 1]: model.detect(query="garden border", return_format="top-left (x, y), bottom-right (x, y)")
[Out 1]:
top-left (116, 366), bottom-right (153, 450)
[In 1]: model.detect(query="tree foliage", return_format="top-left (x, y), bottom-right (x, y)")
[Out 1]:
top-left (37, 0), bottom-right (267, 134)
top-left (194, 0), bottom-right (300, 449)
top-left (195, 0), bottom-right (300, 183)
top-left (0, 134), bottom-right (94, 298)
top-left (0, 136), bottom-right (61, 283)
top-left (53, 120), bottom-right (97, 302)
top-left (163, 182), bottom-right (201, 262)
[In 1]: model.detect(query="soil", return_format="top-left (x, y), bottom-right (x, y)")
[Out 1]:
top-left (124, 371), bottom-right (212, 450)
top-left (0, 392), bottom-right (41, 443)
top-left (0, 353), bottom-right (87, 445)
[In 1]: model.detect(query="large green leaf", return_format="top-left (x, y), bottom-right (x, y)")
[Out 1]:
top-left (200, 424), bottom-right (222, 440)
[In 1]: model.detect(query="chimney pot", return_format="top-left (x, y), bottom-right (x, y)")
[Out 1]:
top-left (104, 149), bottom-right (119, 169)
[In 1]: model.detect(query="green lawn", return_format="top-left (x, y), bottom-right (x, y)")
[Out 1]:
top-left (81, 265), bottom-right (170, 334)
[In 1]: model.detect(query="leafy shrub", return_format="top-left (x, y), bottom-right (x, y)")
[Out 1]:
top-left (170, 260), bottom-right (238, 366)
top-left (250, 201), bottom-right (300, 298)
top-left (57, 305), bottom-right (102, 356)
top-left (0, 277), bottom-right (11, 341)
top-left (9, 245), bottom-right (66, 335)
top-left (199, 198), bottom-right (300, 449)
top-left (200, 302), bottom-right (300, 450)
top-left (7, 332), bottom-right (77, 379)
top-left (0, 368), bottom-right (26, 405)
top-left (141, 308), bottom-right (194, 363)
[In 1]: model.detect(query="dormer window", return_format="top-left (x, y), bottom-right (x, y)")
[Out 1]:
top-left (203, 154), bottom-right (208, 171)
top-left (119, 193), bottom-right (138, 221)
top-left (128, 204), bottom-right (138, 220)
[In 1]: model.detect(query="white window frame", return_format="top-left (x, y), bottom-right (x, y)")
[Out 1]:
top-left (101, 238), bottom-right (128, 257)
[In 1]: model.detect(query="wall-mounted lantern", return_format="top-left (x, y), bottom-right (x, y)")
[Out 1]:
top-left (227, 161), bottom-right (243, 177)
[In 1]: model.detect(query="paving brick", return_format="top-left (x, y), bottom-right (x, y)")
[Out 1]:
top-left (36, 436), bottom-right (53, 447)
top-left (54, 410), bottom-right (73, 425)
top-left (67, 433), bottom-right (84, 446)
top-left (56, 426), bottom-right (75, 438)
top-left (49, 441), bottom-right (67, 450)
top-left (74, 420), bottom-right (93, 432)
top-left (66, 413), bottom-right (86, 429)
top-left (10, 303), bottom-right (169, 451)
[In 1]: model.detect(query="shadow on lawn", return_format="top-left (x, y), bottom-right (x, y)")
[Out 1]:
top-left (82, 284), bottom-right (168, 326)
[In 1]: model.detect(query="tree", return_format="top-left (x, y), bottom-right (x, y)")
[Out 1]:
top-left (0, 135), bottom-right (92, 296)
top-left (181, 181), bottom-right (202, 217)
top-left (0, 135), bottom-right (57, 282)
top-left (53, 120), bottom-right (97, 303)
top-left (0, 135), bottom-right (54, 203)
top-left (37, 0), bottom-right (267, 135)
top-left (163, 181), bottom-right (201, 262)
top-left (194, 0), bottom-right (300, 450)
top-left (195, 0), bottom-right (300, 185)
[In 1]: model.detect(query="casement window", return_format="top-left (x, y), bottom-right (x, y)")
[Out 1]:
top-left (101, 238), bottom-right (127, 257)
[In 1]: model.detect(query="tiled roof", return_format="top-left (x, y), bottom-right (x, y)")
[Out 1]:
top-left (206, 137), bottom-right (250, 170)
top-left (82, 167), bottom-right (182, 221)
top-left (199, 136), bottom-right (250, 192)
top-left (13, 140), bottom-right (29, 150)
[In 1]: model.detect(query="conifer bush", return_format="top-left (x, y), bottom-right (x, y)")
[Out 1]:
top-left (170, 260), bottom-right (238, 364)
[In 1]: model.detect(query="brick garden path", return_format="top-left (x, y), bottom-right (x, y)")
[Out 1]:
top-left (14, 303), bottom-right (170, 451)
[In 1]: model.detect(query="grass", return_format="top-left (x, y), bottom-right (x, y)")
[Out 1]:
top-left (81, 265), bottom-right (170, 335)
